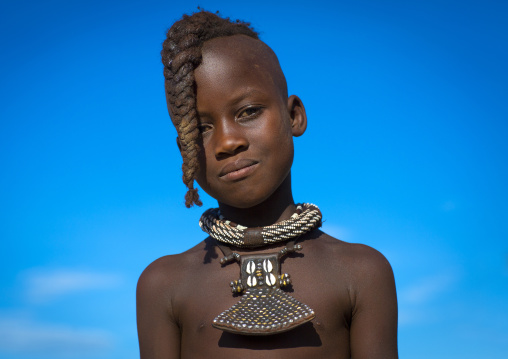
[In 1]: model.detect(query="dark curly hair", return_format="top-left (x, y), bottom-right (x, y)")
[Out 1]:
top-left (161, 10), bottom-right (259, 207)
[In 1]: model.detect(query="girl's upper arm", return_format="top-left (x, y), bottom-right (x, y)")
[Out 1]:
top-left (349, 245), bottom-right (398, 359)
top-left (137, 260), bottom-right (181, 359)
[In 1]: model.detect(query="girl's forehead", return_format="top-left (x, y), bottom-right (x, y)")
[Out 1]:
top-left (198, 35), bottom-right (287, 97)
top-left (202, 35), bottom-right (273, 61)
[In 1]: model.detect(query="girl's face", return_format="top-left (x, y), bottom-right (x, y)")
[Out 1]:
top-left (192, 35), bottom-right (305, 209)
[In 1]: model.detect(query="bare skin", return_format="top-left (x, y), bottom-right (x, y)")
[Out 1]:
top-left (137, 35), bottom-right (398, 359)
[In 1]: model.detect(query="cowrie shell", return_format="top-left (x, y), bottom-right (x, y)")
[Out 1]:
top-left (263, 259), bottom-right (273, 273)
top-left (270, 273), bottom-right (276, 285)
top-left (247, 275), bottom-right (257, 287)
top-left (265, 273), bottom-right (277, 286)
top-left (246, 261), bottom-right (255, 274)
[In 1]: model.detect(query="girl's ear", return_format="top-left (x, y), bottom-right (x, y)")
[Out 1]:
top-left (287, 95), bottom-right (307, 137)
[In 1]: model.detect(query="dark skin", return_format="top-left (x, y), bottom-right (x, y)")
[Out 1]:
top-left (137, 35), bottom-right (398, 359)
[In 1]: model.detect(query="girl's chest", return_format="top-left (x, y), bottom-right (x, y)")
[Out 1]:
top-left (174, 252), bottom-right (352, 346)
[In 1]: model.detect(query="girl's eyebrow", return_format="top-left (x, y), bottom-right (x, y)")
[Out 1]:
top-left (197, 89), bottom-right (267, 118)
top-left (229, 89), bottom-right (266, 106)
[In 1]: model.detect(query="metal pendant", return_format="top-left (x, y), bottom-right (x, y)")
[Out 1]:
top-left (212, 253), bottom-right (315, 335)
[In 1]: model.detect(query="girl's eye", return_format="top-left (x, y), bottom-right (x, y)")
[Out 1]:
top-left (237, 107), bottom-right (262, 119)
top-left (198, 123), bottom-right (213, 133)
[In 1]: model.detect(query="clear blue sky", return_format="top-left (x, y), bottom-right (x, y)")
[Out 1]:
top-left (1, 0), bottom-right (507, 358)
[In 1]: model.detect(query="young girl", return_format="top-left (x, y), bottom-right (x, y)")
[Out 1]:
top-left (137, 10), bottom-right (398, 359)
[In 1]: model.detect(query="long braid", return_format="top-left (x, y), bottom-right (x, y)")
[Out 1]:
top-left (162, 11), bottom-right (259, 207)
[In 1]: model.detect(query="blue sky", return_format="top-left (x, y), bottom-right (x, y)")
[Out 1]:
top-left (1, 0), bottom-right (507, 358)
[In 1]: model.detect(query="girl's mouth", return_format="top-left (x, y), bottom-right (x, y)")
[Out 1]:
top-left (219, 159), bottom-right (259, 181)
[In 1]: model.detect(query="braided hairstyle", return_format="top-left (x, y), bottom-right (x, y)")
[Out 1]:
top-left (161, 10), bottom-right (259, 207)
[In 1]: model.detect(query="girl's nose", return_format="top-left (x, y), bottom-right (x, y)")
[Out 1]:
top-left (214, 122), bottom-right (249, 158)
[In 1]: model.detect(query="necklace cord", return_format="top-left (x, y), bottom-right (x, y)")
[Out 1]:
top-left (199, 203), bottom-right (322, 248)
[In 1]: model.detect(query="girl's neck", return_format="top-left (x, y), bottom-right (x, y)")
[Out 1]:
top-left (218, 174), bottom-right (295, 227)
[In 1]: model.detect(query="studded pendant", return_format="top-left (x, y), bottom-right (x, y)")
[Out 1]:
top-left (212, 253), bottom-right (315, 335)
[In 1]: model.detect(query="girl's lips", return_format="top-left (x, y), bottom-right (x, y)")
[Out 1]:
top-left (219, 159), bottom-right (259, 181)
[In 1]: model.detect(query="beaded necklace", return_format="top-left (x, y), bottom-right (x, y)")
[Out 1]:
top-left (199, 203), bottom-right (322, 335)
top-left (199, 203), bottom-right (322, 248)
